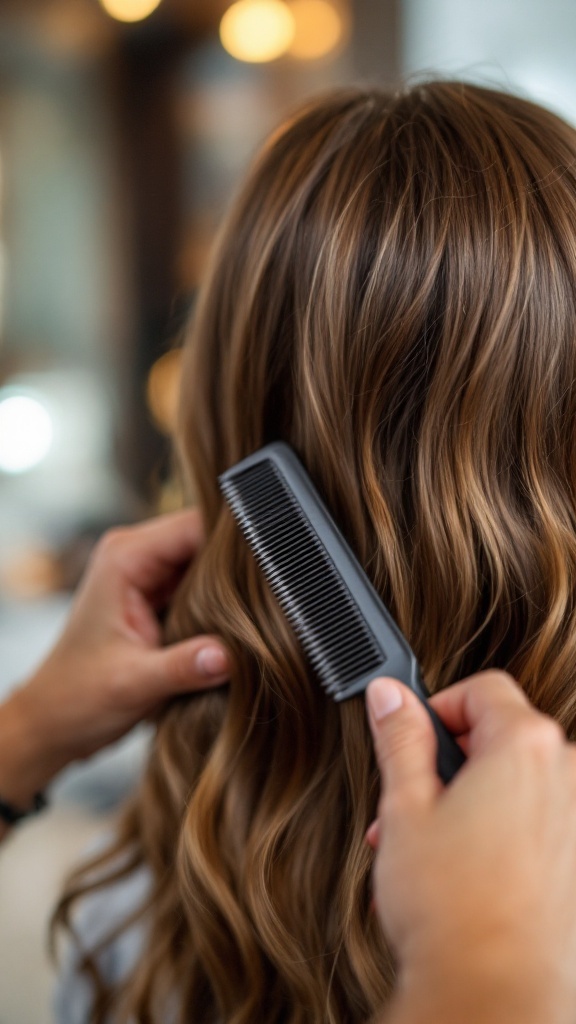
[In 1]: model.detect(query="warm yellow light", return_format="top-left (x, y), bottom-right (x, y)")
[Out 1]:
top-left (146, 349), bottom-right (182, 435)
top-left (288, 0), bottom-right (343, 59)
top-left (98, 0), bottom-right (163, 24)
top-left (220, 0), bottom-right (295, 63)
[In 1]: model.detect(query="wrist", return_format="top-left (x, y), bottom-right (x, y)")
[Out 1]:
top-left (0, 683), bottom-right (65, 808)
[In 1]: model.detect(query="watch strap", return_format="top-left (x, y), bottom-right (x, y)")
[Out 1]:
top-left (0, 791), bottom-right (47, 825)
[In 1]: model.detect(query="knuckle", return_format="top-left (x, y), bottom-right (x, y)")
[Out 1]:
top-left (494, 669), bottom-right (519, 688)
top-left (537, 716), bottom-right (566, 747)
top-left (477, 668), bottom-right (519, 690)
top-left (95, 527), bottom-right (130, 563)
top-left (535, 715), bottom-right (564, 746)
top-left (512, 715), bottom-right (564, 757)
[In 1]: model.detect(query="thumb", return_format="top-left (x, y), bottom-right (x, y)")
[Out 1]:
top-left (144, 636), bottom-right (230, 700)
top-left (366, 677), bottom-right (441, 809)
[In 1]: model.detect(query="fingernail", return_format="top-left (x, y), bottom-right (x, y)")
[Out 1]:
top-left (196, 645), bottom-right (229, 677)
top-left (367, 678), bottom-right (403, 721)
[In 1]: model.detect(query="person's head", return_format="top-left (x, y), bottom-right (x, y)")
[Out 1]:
top-left (58, 81), bottom-right (576, 1022)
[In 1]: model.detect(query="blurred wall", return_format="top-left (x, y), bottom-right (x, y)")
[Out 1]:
top-left (404, 0), bottom-right (576, 123)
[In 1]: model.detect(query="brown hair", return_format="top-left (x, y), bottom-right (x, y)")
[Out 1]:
top-left (55, 80), bottom-right (576, 1022)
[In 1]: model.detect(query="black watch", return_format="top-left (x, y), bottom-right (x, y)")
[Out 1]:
top-left (0, 791), bottom-right (47, 825)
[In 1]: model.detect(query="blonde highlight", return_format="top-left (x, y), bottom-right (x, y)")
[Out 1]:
top-left (55, 80), bottom-right (576, 1021)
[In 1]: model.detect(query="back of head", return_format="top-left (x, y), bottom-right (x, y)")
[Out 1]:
top-left (59, 82), bottom-right (576, 1022)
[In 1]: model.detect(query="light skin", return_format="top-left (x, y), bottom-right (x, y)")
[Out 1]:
top-left (2, 516), bottom-right (576, 1023)
top-left (366, 671), bottom-right (576, 1024)
top-left (0, 510), bottom-right (230, 841)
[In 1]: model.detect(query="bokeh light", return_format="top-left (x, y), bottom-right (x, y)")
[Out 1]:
top-left (98, 0), bottom-right (163, 24)
top-left (288, 0), bottom-right (344, 59)
top-left (146, 349), bottom-right (182, 435)
top-left (0, 393), bottom-right (54, 474)
top-left (220, 0), bottom-right (296, 63)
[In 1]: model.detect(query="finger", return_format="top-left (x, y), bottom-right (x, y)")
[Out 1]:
top-left (143, 635), bottom-right (231, 699)
top-left (366, 677), bottom-right (441, 810)
top-left (95, 511), bottom-right (204, 594)
top-left (428, 670), bottom-right (531, 737)
top-left (365, 819), bottom-right (379, 849)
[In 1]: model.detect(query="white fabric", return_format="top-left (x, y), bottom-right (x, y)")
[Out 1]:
top-left (53, 861), bottom-right (151, 1024)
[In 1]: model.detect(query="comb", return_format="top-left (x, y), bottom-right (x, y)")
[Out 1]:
top-left (219, 442), bottom-right (465, 783)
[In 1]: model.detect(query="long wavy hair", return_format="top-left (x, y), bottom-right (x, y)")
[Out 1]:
top-left (55, 81), bottom-right (576, 1022)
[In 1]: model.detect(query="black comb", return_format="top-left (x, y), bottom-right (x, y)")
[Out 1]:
top-left (219, 442), bottom-right (465, 783)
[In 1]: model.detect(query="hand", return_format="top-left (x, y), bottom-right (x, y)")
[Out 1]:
top-left (0, 511), bottom-right (229, 811)
top-left (366, 672), bottom-right (576, 1024)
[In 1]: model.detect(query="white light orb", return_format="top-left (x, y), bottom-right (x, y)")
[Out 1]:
top-left (0, 395), bottom-right (54, 474)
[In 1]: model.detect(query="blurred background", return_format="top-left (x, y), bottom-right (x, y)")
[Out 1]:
top-left (1, 0), bottom-right (575, 1019)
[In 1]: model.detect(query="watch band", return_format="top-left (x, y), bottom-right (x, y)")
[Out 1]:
top-left (0, 791), bottom-right (47, 825)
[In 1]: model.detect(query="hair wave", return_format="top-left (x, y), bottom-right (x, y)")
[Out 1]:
top-left (55, 80), bottom-right (576, 1022)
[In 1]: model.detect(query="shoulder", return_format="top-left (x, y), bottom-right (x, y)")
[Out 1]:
top-left (53, 846), bottom-right (152, 1024)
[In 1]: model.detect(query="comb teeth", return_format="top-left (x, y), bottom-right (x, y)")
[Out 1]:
top-left (220, 459), bottom-right (383, 694)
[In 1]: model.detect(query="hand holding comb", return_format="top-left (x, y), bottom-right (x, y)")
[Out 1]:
top-left (219, 442), bottom-right (465, 784)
